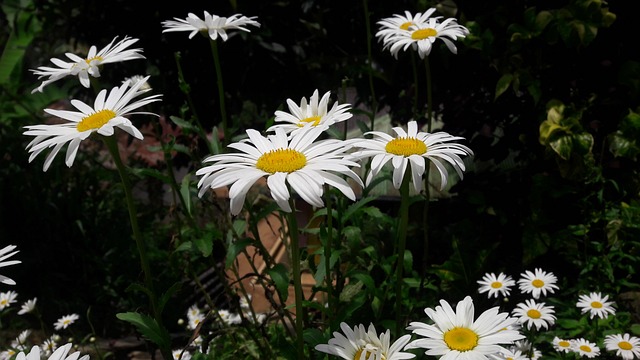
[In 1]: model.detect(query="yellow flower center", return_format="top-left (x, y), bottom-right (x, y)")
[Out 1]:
top-left (353, 349), bottom-right (375, 360)
top-left (256, 149), bottom-right (307, 174)
top-left (590, 301), bottom-right (603, 308)
top-left (0, 300), bottom-right (7, 305)
top-left (531, 279), bottom-right (545, 288)
top-left (400, 21), bottom-right (413, 30)
top-left (63, 319), bottom-right (71, 325)
top-left (491, 281), bottom-right (503, 289)
top-left (619, 341), bottom-right (633, 350)
top-left (527, 309), bottom-right (542, 319)
top-left (443, 327), bottom-right (478, 352)
top-left (297, 115), bottom-right (322, 127)
top-left (85, 56), bottom-right (103, 64)
top-left (411, 28), bottom-right (438, 40)
top-left (77, 109), bottom-right (116, 132)
top-left (579, 345), bottom-right (592, 353)
top-left (559, 340), bottom-right (571, 348)
top-left (385, 137), bottom-right (427, 157)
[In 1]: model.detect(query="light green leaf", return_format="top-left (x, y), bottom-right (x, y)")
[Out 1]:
top-left (494, 73), bottom-right (513, 100)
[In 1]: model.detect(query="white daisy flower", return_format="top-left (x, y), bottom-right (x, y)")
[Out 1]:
top-left (604, 333), bottom-right (640, 360)
top-left (266, 89), bottom-right (352, 135)
top-left (573, 338), bottom-right (600, 358)
top-left (488, 348), bottom-right (528, 360)
top-left (351, 120), bottom-right (473, 192)
top-left (477, 272), bottom-right (515, 298)
top-left (511, 340), bottom-right (541, 360)
top-left (24, 76), bottom-right (161, 172)
top-left (30, 36), bottom-right (144, 93)
top-left (18, 297), bottom-right (37, 315)
top-left (315, 322), bottom-right (415, 360)
top-left (0, 349), bottom-right (17, 360)
top-left (552, 336), bottom-right (574, 353)
top-left (512, 299), bottom-right (556, 330)
top-left (16, 343), bottom-right (89, 360)
top-left (405, 295), bottom-right (524, 359)
top-left (196, 125), bottom-right (363, 216)
top-left (576, 292), bottom-right (616, 319)
top-left (54, 314), bottom-right (79, 330)
top-left (517, 268), bottom-right (559, 299)
top-left (187, 312), bottom-right (205, 331)
top-left (172, 349), bottom-right (191, 360)
top-left (0, 245), bottom-right (21, 285)
top-left (217, 309), bottom-right (241, 325)
top-left (381, 15), bottom-right (469, 59)
top-left (162, 11), bottom-right (260, 41)
top-left (11, 330), bottom-right (32, 351)
top-left (0, 290), bottom-right (18, 310)
top-left (376, 9), bottom-right (439, 43)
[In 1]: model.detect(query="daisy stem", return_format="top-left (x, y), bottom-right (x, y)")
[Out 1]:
top-left (362, 0), bottom-right (378, 132)
top-left (395, 167), bottom-right (411, 335)
top-left (411, 53), bottom-right (419, 119)
top-left (210, 40), bottom-right (229, 146)
top-left (421, 56), bottom-right (433, 286)
top-left (286, 201), bottom-right (306, 358)
top-left (324, 185), bottom-right (334, 330)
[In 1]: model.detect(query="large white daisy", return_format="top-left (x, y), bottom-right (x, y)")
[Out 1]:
top-left (405, 296), bottom-right (524, 359)
top-left (315, 322), bottom-right (415, 360)
top-left (604, 333), bottom-right (640, 360)
top-left (0, 244), bottom-right (21, 285)
top-left (516, 268), bottom-right (559, 299)
top-left (196, 125), bottom-right (363, 216)
top-left (161, 11), bottom-right (260, 41)
top-left (16, 343), bottom-right (89, 360)
top-left (23, 76), bottom-right (161, 172)
top-left (381, 15), bottom-right (469, 59)
top-left (512, 299), bottom-right (556, 331)
top-left (30, 36), bottom-right (144, 93)
top-left (351, 120), bottom-right (473, 192)
top-left (266, 89), bottom-right (352, 135)
top-left (375, 9), bottom-right (439, 44)
top-left (477, 272), bottom-right (515, 299)
top-left (576, 292), bottom-right (616, 319)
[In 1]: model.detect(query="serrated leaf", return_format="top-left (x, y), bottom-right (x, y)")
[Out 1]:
top-left (267, 263), bottom-right (290, 303)
top-left (116, 312), bottom-right (171, 349)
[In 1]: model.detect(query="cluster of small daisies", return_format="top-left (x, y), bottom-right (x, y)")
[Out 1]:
top-left (477, 269), bottom-right (639, 359)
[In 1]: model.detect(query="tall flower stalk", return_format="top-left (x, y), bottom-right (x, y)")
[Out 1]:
top-left (285, 200), bottom-right (306, 358)
top-left (210, 40), bottom-right (229, 145)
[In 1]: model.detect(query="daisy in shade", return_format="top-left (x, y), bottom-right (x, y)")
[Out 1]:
top-left (477, 272), bottom-right (515, 298)
top-left (0, 290), bottom-right (18, 310)
top-left (24, 76), bottom-right (161, 172)
top-left (314, 322), bottom-right (415, 360)
top-left (162, 11), bottom-right (260, 41)
top-left (573, 338), bottom-right (600, 358)
top-left (517, 268), bottom-right (559, 299)
top-left (266, 89), bottom-right (352, 135)
top-left (604, 333), bottom-right (640, 360)
top-left (512, 299), bottom-right (556, 330)
top-left (381, 14), bottom-right (469, 59)
top-left (511, 340), bottom-right (541, 360)
top-left (17, 297), bottom-right (37, 315)
top-left (54, 313), bottom-right (79, 330)
top-left (30, 36), bottom-right (144, 93)
top-left (16, 343), bottom-right (89, 360)
top-left (196, 125), bottom-right (363, 216)
top-left (405, 296), bottom-right (524, 359)
top-left (351, 120), bottom-right (473, 192)
top-left (0, 244), bottom-right (21, 285)
top-left (576, 292), bottom-right (616, 319)
top-left (376, 9), bottom-right (439, 43)
top-left (552, 336), bottom-right (574, 353)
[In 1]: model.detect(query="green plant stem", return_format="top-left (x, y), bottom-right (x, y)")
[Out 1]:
top-left (422, 56), bottom-right (433, 285)
top-left (362, 0), bottom-right (378, 132)
top-left (395, 167), bottom-right (411, 335)
top-left (286, 201), bottom-right (305, 359)
top-left (324, 185), bottom-right (334, 330)
top-left (210, 40), bottom-right (229, 146)
top-left (103, 136), bottom-right (172, 360)
top-left (412, 53), bottom-right (419, 119)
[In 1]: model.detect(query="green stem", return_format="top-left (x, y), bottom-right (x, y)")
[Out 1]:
top-left (422, 56), bottom-right (433, 286)
top-left (395, 167), bottom-right (411, 335)
top-left (362, 0), bottom-right (378, 132)
top-left (210, 40), bottom-right (229, 146)
top-left (424, 57), bottom-right (433, 131)
top-left (324, 185), bottom-right (334, 330)
top-left (411, 53), bottom-right (419, 119)
top-left (286, 201), bottom-right (305, 359)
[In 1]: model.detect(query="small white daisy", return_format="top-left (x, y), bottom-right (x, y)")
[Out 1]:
top-left (405, 296), bottom-right (524, 359)
top-left (172, 349), bottom-right (191, 360)
top-left (54, 314), bottom-right (79, 330)
top-left (315, 322), bottom-right (415, 360)
top-left (511, 340), bottom-right (541, 360)
top-left (30, 36), bottom-right (144, 93)
top-left (24, 76), bottom-right (161, 172)
top-left (11, 330), bottom-right (32, 351)
top-left (217, 309), bottom-right (241, 325)
top-left (576, 292), bottom-right (616, 319)
top-left (488, 348), bottom-right (528, 360)
top-left (573, 338), bottom-right (600, 358)
top-left (351, 120), bottom-right (473, 192)
top-left (477, 272), bottom-right (515, 298)
top-left (375, 9), bottom-right (439, 43)
top-left (196, 125), bottom-right (363, 216)
top-left (512, 299), bottom-right (556, 330)
top-left (162, 11), bottom-right (260, 41)
top-left (604, 333), bottom-right (640, 360)
top-left (266, 89), bottom-right (352, 135)
top-left (17, 297), bottom-right (37, 315)
top-left (552, 336), bottom-right (574, 353)
top-left (187, 312), bottom-right (205, 331)
top-left (517, 268), bottom-right (559, 299)
top-left (0, 245), bottom-right (21, 285)
top-left (0, 290), bottom-right (18, 310)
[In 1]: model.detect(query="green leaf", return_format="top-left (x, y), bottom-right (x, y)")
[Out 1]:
top-left (194, 234), bottom-right (213, 258)
top-left (550, 135), bottom-right (573, 160)
top-left (129, 168), bottom-right (173, 184)
top-left (0, 5), bottom-right (41, 85)
top-left (157, 282), bottom-right (181, 315)
top-left (116, 312), bottom-right (171, 350)
top-left (494, 73), bottom-right (513, 100)
top-left (225, 238), bottom-right (253, 268)
top-left (180, 174), bottom-right (193, 216)
top-left (342, 196), bottom-right (379, 224)
top-left (169, 116), bottom-right (197, 132)
top-left (303, 328), bottom-right (326, 347)
top-left (267, 263), bottom-right (290, 303)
